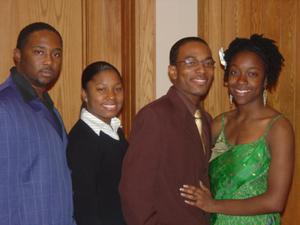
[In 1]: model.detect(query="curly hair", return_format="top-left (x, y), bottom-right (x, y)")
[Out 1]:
top-left (223, 34), bottom-right (284, 90)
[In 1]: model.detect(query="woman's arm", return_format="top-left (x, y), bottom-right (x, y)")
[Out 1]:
top-left (180, 117), bottom-right (295, 215)
top-left (67, 131), bottom-right (103, 225)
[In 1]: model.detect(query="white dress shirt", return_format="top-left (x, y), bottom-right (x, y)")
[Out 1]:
top-left (80, 108), bottom-right (121, 140)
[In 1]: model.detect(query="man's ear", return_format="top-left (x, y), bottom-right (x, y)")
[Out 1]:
top-left (13, 48), bottom-right (21, 65)
top-left (168, 65), bottom-right (177, 83)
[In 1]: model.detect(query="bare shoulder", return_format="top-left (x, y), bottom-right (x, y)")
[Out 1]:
top-left (267, 114), bottom-right (295, 151)
top-left (269, 115), bottom-right (294, 136)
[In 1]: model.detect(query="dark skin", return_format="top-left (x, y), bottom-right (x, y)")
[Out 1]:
top-left (81, 70), bottom-right (124, 124)
top-left (180, 51), bottom-right (294, 215)
top-left (13, 30), bottom-right (63, 99)
top-left (168, 41), bottom-right (214, 107)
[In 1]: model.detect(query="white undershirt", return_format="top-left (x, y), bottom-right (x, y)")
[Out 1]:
top-left (80, 108), bottom-right (121, 140)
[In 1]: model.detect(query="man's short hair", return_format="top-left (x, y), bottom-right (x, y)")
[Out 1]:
top-left (16, 22), bottom-right (63, 49)
top-left (169, 36), bottom-right (208, 65)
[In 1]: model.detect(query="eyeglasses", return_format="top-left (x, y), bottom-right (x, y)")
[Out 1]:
top-left (176, 57), bottom-right (215, 69)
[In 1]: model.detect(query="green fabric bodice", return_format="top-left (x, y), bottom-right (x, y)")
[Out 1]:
top-left (209, 114), bottom-right (282, 225)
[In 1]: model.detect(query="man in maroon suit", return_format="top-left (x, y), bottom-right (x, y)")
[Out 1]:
top-left (119, 37), bottom-right (215, 225)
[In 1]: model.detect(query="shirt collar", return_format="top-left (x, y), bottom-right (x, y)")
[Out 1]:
top-left (11, 67), bottom-right (54, 109)
top-left (173, 86), bottom-right (201, 115)
top-left (80, 108), bottom-right (121, 140)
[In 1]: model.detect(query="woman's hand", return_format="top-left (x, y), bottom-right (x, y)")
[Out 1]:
top-left (180, 181), bottom-right (216, 212)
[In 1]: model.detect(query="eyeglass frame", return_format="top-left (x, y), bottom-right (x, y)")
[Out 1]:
top-left (175, 57), bottom-right (216, 69)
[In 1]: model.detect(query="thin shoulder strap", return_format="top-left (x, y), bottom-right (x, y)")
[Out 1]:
top-left (221, 113), bottom-right (225, 128)
top-left (220, 113), bottom-right (226, 133)
top-left (264, 114), bottom-right (284, 137)
top-left (213, 113), bottom-right (226, 144)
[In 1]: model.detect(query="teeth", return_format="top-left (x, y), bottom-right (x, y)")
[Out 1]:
top-left (103, 104), bottom-right (117, 110)
top-left (236, 89), bottom-right (250, 94)
top-left (193, 78), bottom-right (206, 84)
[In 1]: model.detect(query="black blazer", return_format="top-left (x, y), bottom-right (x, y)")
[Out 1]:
top-left (67, 119), bottom-right (128, 225)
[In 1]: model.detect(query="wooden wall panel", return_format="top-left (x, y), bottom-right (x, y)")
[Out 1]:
top-left (199, 0), bottom-right (300, 224)
top-left (0, 0), bottom-right (83, 131)
top-left (120, 0), bottom-right (136, 135)
top-left (292, 2), bottom-right (300, 223)
top-left (282, 1), bottom-right (300, 224)
top-left (84, 0), bottom-right (155, 134)
top-left (0, 1), bottom-right (15, 82)
top-left (49, 1), bottom-right (83, 132)
top-left (134, 0), bottom-right (156, 111)
top-left (0, 0), bottom-right (155, 133)
top-left (198, 0), bottom-right (228, 115)
top-left (85, 0), bottom-right (121, 70)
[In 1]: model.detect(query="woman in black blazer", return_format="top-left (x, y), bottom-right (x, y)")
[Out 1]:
top-left (67, 61), bottom-right (128, 225)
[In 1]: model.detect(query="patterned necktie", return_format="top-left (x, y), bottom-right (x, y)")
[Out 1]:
top-left (194, 109), bottom-right (206, 154)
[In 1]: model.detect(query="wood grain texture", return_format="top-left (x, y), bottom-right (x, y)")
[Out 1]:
top-left (281, 0), bottom-right (300, 224)
top-left (0, 0), bottom-right (83, 131)
top-left (121, 0), bottom-right (136, 135)
top-left (135, 0), bottom-right (156, 111)
top-left (84, 0), bottom-right (156, 135)
top-left (85, 0), bottom-right (122, 70)
top-left (0, 0), bottom-right (155, 135)
top-left (199, 0), bottom-right (229, 116)
top-left (199, 0), bottom-right (300, 223)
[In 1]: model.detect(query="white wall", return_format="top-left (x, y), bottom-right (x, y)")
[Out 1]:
top-left (156, 0), bottom-right (198, 98)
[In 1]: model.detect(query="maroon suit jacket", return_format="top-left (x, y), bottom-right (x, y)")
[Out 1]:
top-left (119, 86), bottom-right (211, 225)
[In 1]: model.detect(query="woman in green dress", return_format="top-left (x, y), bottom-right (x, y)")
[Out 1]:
top-left (180, 34), bottom-right (294, 225)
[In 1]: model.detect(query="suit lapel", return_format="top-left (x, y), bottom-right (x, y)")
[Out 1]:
top-left (28, 100), bottom-right (64, 140)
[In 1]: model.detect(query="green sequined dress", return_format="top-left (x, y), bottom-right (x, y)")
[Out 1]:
top-left (209, 114), bottom-right (282, 225)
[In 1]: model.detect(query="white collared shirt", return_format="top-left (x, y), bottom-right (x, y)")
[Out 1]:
top-left (80, 108), bottom-right (121, 140)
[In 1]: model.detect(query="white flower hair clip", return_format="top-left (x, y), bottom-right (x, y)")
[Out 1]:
top-left (218, 47), bottom-right (227, 69)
